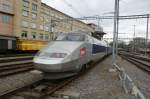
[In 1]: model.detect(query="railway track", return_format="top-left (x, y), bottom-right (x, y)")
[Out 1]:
top-left (1, 54), bottom-right (109, 99)
top-left (0, 53), bottom-right (35, 58)
top-left (1, 76), bottom-right (76, 99)
top-left (0, 55), bottom-right (34, 77)
top-left (119, 51), bottom-right (150, 74)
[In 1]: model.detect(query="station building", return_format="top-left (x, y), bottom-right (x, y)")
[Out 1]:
top-left (0, 0), bottom-right (94, 50)
top-left (14, 0), bottom-right (94, 40)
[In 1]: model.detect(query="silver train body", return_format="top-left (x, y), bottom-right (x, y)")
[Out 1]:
top-left (33, 32), bottom-right (111, 79)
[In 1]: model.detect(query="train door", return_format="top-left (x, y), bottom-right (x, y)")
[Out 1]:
top-left (84, 35), bottom-right (93, 62)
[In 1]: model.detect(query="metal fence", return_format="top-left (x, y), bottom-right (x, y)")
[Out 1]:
top-left (114, 64), bottom-right (146, 99)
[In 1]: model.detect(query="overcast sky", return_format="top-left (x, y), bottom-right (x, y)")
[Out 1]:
top-left (42, 0), bottom-right (150, 41)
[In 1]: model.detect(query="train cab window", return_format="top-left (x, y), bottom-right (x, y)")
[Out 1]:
top-left (66, 35), bottom-right (85, 41)
top-left (56, 34), bottom-right (86, 41)
top-left (21, 31), bottom-right (28, 38)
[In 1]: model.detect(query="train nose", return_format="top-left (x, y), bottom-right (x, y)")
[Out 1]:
top-left (33, 52), bottom-right (69, 72)
top-left (34, 58), bottom-right (63, 72)
top-left (33, 52), bottom-right (68, 63)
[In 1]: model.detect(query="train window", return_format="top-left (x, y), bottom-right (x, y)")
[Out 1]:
top-left (21, 31), bottom-right (28, 38)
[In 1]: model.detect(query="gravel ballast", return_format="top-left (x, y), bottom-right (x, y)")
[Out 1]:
top-left (0, 70), bottom-right (43, 97)
top-left (117, 56), bottom-right (150, 99)
top-left (59, 56), bottom-right (135, 99)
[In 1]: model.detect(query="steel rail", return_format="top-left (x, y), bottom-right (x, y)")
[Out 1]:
top-left (119, 52), bottom-right (150, 74)
top-left (0, 55), bottom-right (34, 78)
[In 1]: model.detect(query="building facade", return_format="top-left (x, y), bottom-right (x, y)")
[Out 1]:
top-left (0, 0), bottom-right (94, 50)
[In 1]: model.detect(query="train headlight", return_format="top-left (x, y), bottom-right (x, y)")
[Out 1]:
top-left (50, 53), bottom-right (67, 58)
top-left (38, 52), bottom-right (67, 58)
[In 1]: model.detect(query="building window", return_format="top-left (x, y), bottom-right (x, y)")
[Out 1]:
top-left (2, 15), bottom-right (11, 23)
top-left (32, 13), bottom-right (37, 19)
top-left (32, 3), bottom-right (37, 11)
top-left (23, 0), bottom-right (29, 8)
top-left (31, 32), bottom-right (36, 39)
top-left (22, 21), bottom-right (28, 27)
top-left (2, 4), bottom-right (10, 11)
top-left (44, 26), bottom-right (49, 32)
top-left (39, 34), bottom-right (43, 39)
top-left (40, 25), bottom-right (44, 30)
top-left (31, 23), bottom-right (36, 29)
top-left (33, 0), bottom-right (38, 2)
top-left (40, 16), bottom-right (44, 21)
top-left (22, 10), bottom-right (29, 16)
top-left (45, 18), bottom-right (49, 22)
top-left (21, 31), bottom-right (28, 38)
top-left (45, 34), bottom-right (49, 40)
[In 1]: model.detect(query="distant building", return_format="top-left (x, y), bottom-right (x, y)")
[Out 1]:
top-left (0, 0), bottom-right (94, 40)
top-left (87, 23), bottom-right (106, 40)
top-left (87, 23), bottom-right (103, 32)
top-left (13, 0), bottom-right (94, 40)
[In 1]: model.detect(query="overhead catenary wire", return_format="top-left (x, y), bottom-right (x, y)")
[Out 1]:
top-left (62, 0), bottom-right (83, 17)
top-left (76, 14), bottom-right (150, 20)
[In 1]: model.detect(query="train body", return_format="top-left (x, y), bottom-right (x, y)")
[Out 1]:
top-left (33, 32), bottom-right (111, 79)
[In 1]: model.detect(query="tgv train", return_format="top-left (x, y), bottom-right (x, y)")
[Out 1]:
top-left (33, 32), bottom-right (111, 79)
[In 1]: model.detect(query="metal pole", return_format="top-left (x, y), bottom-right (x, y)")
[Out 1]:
top-left (115, 0), bottom-right (119, 56)
top-left (145, 15), bottom-right (149, 55)
top-left (97, 16), bottom-right (100, 30)
top-left (71, 18), bottom-right (73, 31)
top-left (50, 20), bottom-right (54, 40)
top-left (133, 25), bottom-right (136, 52)
top-left (112, 0), bottom-right (119, 65)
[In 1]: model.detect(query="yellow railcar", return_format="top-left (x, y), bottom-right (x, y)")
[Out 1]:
top-left (17, 39), bottom-right (48, 51)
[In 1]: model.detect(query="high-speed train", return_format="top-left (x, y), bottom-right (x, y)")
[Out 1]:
top-left (33, 32), bottom-right (111, 79)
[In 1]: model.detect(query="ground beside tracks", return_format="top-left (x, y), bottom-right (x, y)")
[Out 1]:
top-left (49, 56), bottom-right (135, 99)
top-left (0, 70), bottom-right (43, 98)
top-left (117, 56), bottom-right (150, 99)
